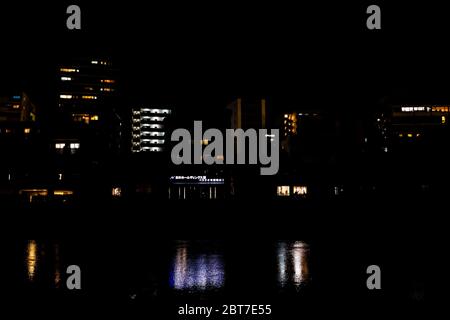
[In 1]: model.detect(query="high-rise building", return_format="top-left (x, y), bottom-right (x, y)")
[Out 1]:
top-left (57, 58), bottom-right (117, 125)
top-left (131, 107), bottom-right (172, 152)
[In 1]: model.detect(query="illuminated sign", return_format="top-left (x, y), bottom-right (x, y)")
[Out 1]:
top-left (170, 176), bottom-right (224, 185)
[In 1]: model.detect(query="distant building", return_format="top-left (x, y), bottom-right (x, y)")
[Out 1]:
top-left (277, 109), bottom-right (339, 199)
top-left (131, 107), bottom-right (172, 153)
top-left (389, 104), bottom-right (449, 147)
top-left (0, 92), bottom-right (39, 198)
top-left (0, 92), bottom-right (36, 122)
top-left (57, 58), bottom-right (117, 125)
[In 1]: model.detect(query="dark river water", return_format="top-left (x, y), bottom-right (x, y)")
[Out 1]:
top-left (1, 239), bottom-right (424, 318)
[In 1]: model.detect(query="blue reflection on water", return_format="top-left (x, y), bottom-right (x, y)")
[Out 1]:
top-left (170, 242), bottom-right (225, 291)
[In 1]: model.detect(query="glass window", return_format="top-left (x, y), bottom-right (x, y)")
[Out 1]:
top-left (277, 186), bottom-right (290, 196)
top-left (293, 186), bottom-right (307, 195)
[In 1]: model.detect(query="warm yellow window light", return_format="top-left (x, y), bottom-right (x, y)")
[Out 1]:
top-left (60, 68), bottom-right (78, 73)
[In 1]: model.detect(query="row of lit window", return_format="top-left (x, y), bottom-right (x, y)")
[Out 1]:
top-left (133, 109), bottom-right (171, 114)
top-left (132, 116), bottom-right (166, 121)
top-left (132, 125), bottom-right (163, 131)
top-left (91, 60), bottom-right (110, 65)
top-left (72, 114), bottom-right (99, 124)
top-left (140, 147), bottom-right (163, 152)
top-left (60, 68), bottom-right (79, 73)
top-left (132, 117), bottom-right (166, 123)
top-left (133, 132), bottom-right (165, 138)
top-left (401, 106), bottom-right (450, 113)
top-left (60, 94), bottom-right (98, 100)
top-left (398, 133), bottom-right (420, 138)
top-left (100, 79), bottom-right (115, 84)
top-left (277, 186), bottom-right (308, 196)
top-left (55, 143), bottom-right (80, 149)
top-left (133, 139), bottom-right (165, 144)
top-left (0, 128), bottom-right (31, 134)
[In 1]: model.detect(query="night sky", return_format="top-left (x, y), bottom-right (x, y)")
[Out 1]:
top-left (2, 1), bottom-right (450, 117)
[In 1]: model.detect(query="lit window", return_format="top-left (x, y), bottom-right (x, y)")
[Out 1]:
top-left (293, 186), bottom-right (307, 195)
top-left (442, 116), bottom-right (446, 124)
top-left (19, 189), bottom-right (48, 203)
top-left (70, 143), bottom-right (80, 149)
top-left (112, 187), bottom-right (122, 197)
top-left (24, 128), bottom-right (31, 134)
top-left (12, 104), bottom-right (20, 109)
top-left (55, 143), bottom-right (65, 149)
top-left (90, 115), bottom-right (99, 121)
top-left (277, 186), bottom-right (290, 196)
top-left (72, 114), bottom-right (90, 124)
top-left (91, 60), bottom-right (98, 64)
top-left (407, 133), bottom-right (413, 138)
top-left (82, 95), bottom-right (97, 100)
top-left (61, 77), bottom-right (72, 81)
top-left (60, 68), bottom-right (78, 73)
top-left (60, 94), bottom-right (73, 99)
top-left (100, 87), bottom-right (114, 92)
top-left (399, 133), bottom-right (403, 137)
top-left (432, 106), bottom-right (449, 112)
top-left (101, 79), bottom-right (115, 84)
top-left (53, 190), bottom-right (74, 196)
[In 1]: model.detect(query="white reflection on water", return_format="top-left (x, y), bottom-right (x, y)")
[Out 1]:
top-left (277, 241), bottom-right (310, 289)
top-left (171, 243), bottom-right (224, 291)
top-left (26, 240), bottom-right (38, 281)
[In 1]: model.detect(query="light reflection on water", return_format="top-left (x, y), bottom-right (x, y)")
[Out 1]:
top-left (277, 241), bottom-right (310, 289)
top-left (25, 240), bottom-right (62, 287)
top-left (22, 240), bottom-right (311, 295)
top-left (170, 242), bottom-right (225, 291)
top-left (26, 240), bottom-right (38, 281)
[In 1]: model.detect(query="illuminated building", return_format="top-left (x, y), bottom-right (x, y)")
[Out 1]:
top-left (57, 58), bottom-right (117, 125)
top-left (276, 109), bottom-right (335, 199)
top-left (0, 92), bottom-right (39, 197)
top-left (0, 93), bottom-right (36, 123)
top-left (391, 105), bottom-right (449, 144)
top-left (131, 107), bottom-right (171, 152)
top-left (282, 112), bottom-right (298, 137)
top-left (0, 92), bottom-right (37, 137)
top-left (168, 175), bottom-right (225, 199)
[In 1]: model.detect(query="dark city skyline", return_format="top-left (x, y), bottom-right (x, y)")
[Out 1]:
top-left (0, 1), bottom-right (429, 318)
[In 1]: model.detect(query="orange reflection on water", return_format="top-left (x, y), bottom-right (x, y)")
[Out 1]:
top-left (26, 240), bottom-right (38, 281)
